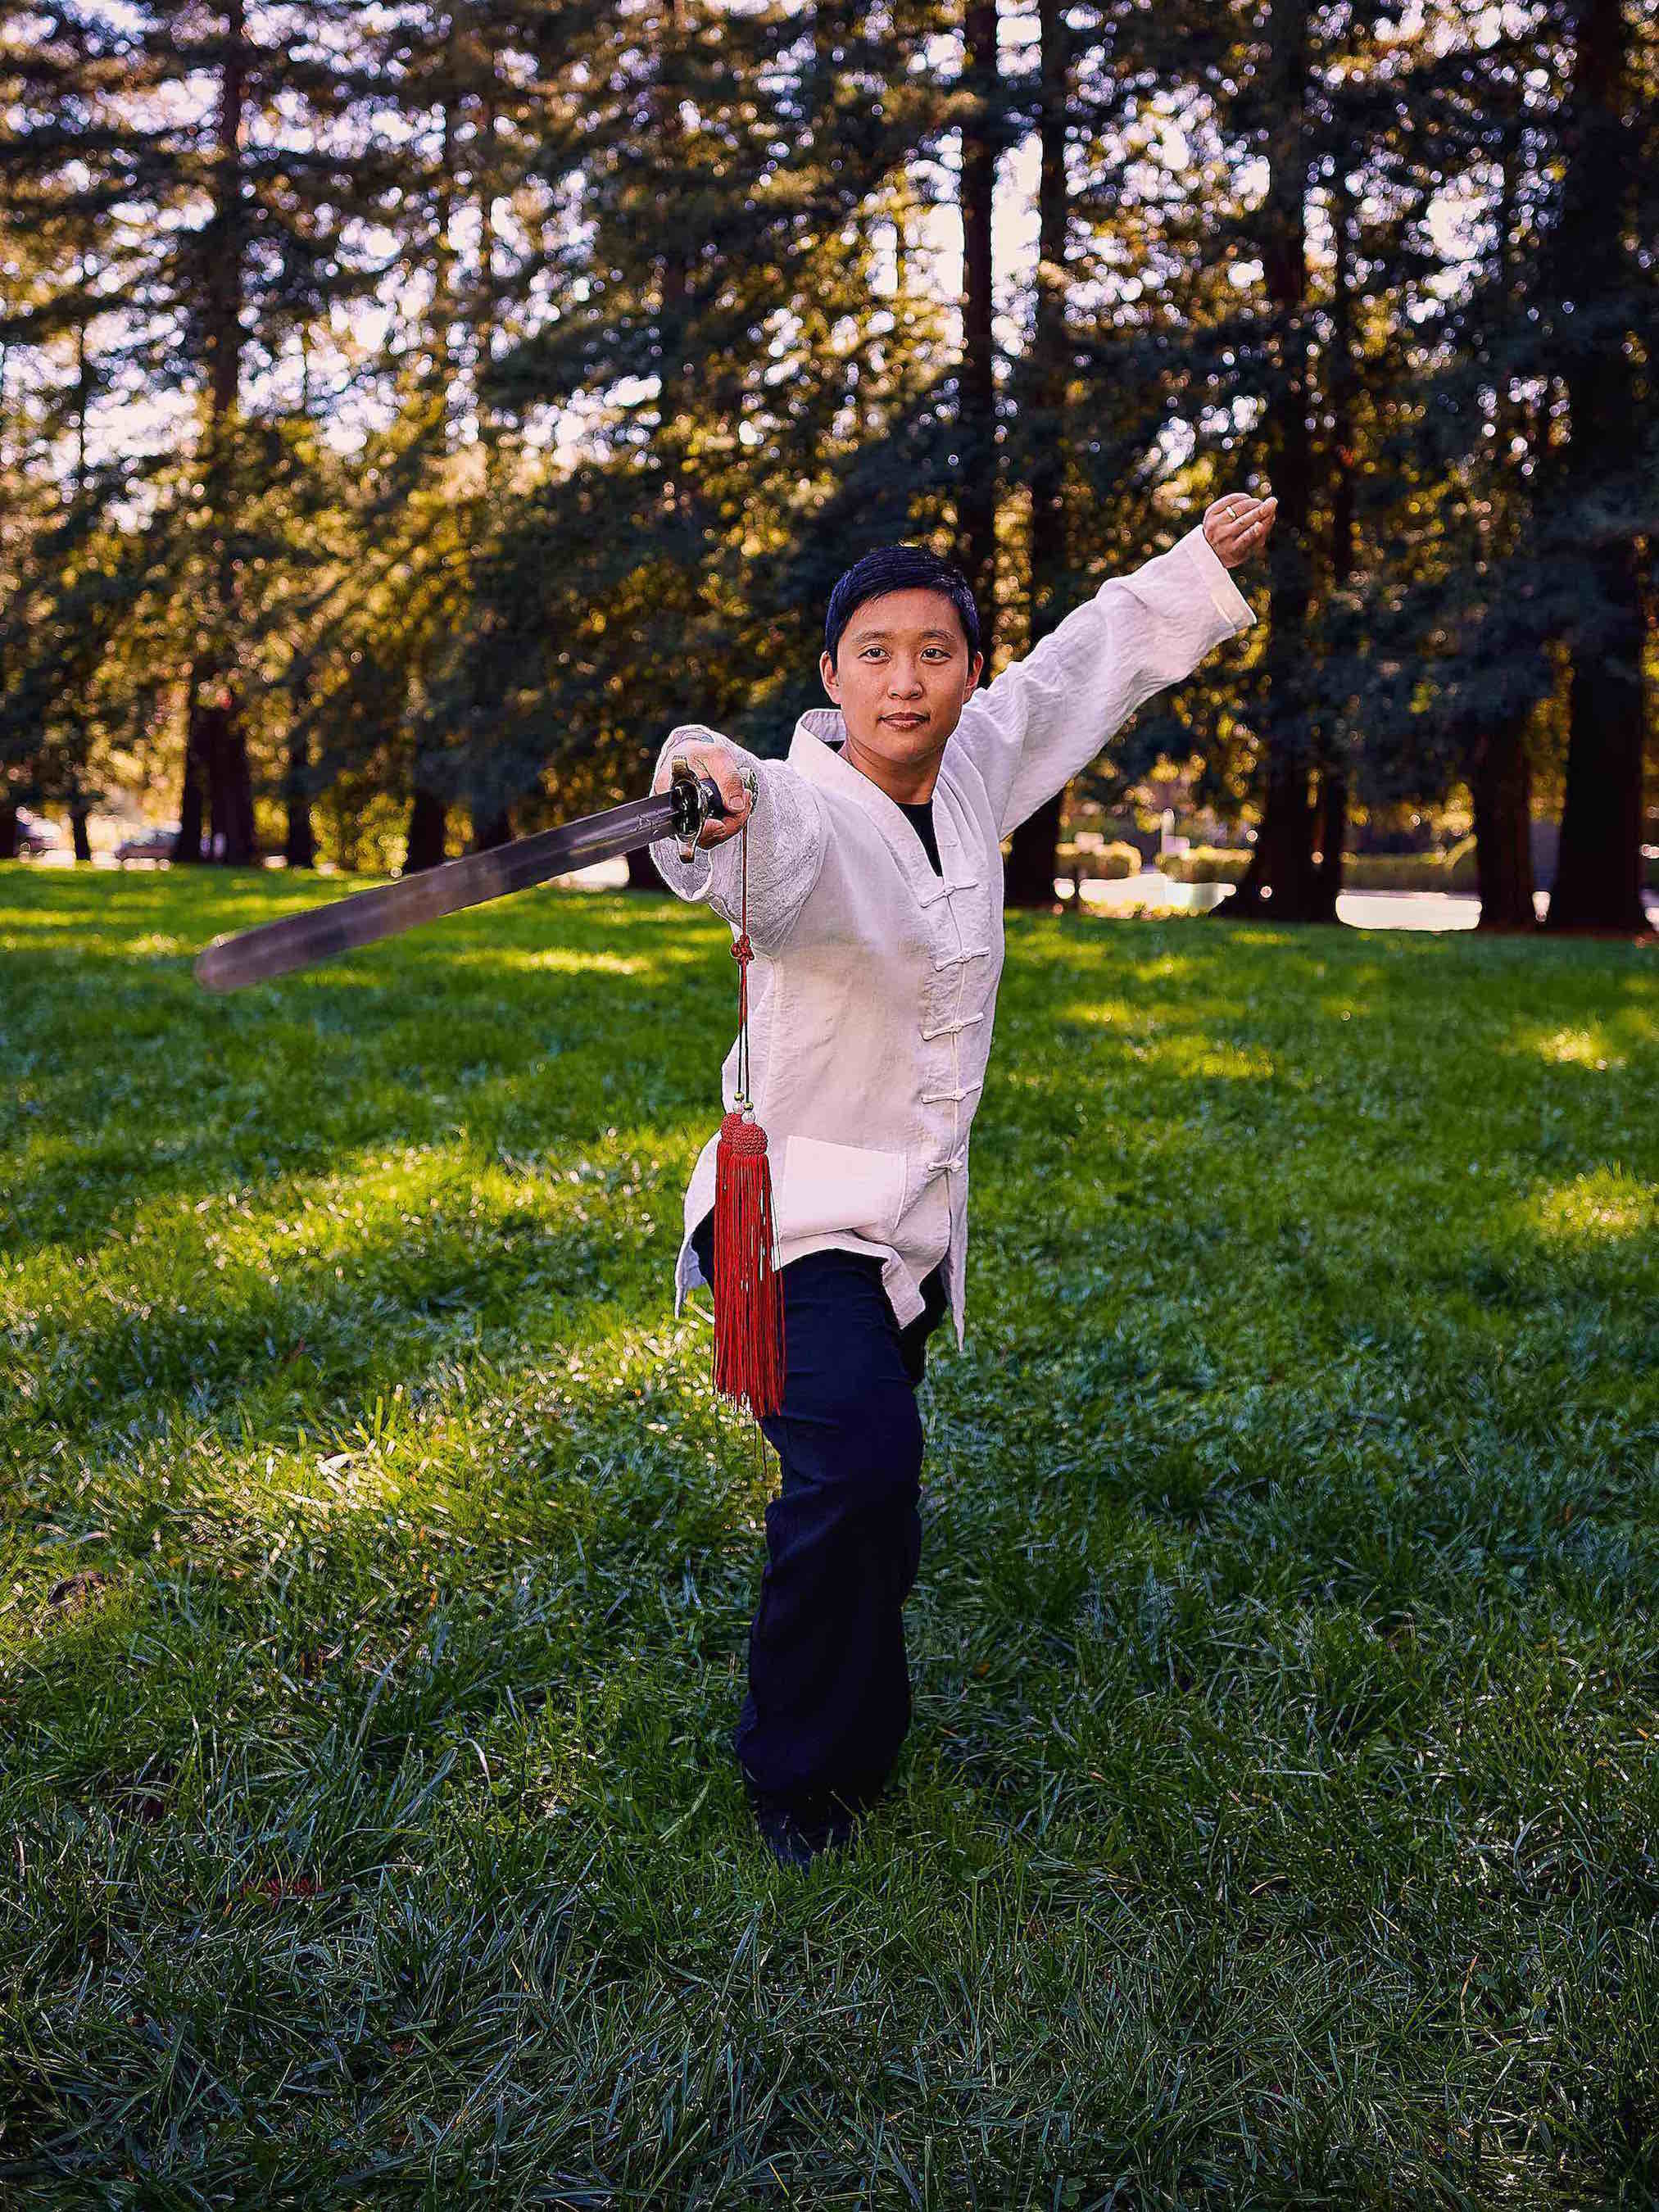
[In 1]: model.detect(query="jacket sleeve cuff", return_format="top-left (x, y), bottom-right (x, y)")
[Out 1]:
top-left (648, 777), bottom-right (776, 902)
top-left (646, 725), bottom-right (744, 901)
top-left (1178, 521), bottom-right (1256, 631)
top-left (643, 728), bottom-right (824, 953)
top-left (649, 832), bottom-right (715, 900)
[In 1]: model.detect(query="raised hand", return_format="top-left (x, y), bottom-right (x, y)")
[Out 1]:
top-left (1203, 489), bottom-right (1278, 569)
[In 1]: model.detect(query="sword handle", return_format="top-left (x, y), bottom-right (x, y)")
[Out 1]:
top-left (669, 757), bottom-right (734, 861)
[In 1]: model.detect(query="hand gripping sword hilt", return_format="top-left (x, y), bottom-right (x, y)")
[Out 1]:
top-left (669, 755), bottom-right (751, 863)
top-left (669, 756), bottom-right (731, 863)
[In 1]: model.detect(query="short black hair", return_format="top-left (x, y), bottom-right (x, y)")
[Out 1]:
top-left (823, 544), bottom-right (981, 669)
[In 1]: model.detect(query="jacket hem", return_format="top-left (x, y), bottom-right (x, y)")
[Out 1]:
top-left (669, 1228), bottom-right (943, 1338)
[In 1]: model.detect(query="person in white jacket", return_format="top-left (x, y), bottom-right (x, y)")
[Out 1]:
top-left (649, 488), bottom-right (1277, 1866)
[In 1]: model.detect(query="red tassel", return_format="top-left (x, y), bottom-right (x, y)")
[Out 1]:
top-left (706, 791), bottom-right (786, 1419)
top-left (712, 1108), bottom-right (786, 1416)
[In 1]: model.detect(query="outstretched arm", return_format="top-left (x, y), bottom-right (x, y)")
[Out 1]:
top-left (646, 724), bottom-right (829, 954)
top-left (953, 492), bottom-right (1276, 841)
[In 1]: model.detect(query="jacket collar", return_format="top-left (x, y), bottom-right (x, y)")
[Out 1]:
top-left (788, 708), bottom-right (977, 898)
top-left (789, 707), bottom-right (876, 805)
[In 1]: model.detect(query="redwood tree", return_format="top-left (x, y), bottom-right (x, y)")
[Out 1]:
top-left (1003, 0), bottom-right (1072, 909)
top-left (957, 0), bottom-right (1000, 652)
top-left (1214, 0), bottom-right (1321, 922)
top-left (1542, 0), bottom-right (1651, 934)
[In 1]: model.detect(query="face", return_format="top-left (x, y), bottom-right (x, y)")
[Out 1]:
top-left (820, 587), bottom-right (983, 784)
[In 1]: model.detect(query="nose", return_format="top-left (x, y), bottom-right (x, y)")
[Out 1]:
top-left (887, 660), bottom-right (924, 699)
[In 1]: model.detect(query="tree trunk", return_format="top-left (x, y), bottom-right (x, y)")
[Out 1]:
top-left (1548, 544), bottom-right (1648, 931)
top-left (1004, 0), bottom-right (1069, 912)
top-left (67, 342), bottom-right (98, 868)
top-left (226, 746), bottom-right (256, 862)
top-left (1304, 165), bottom-right (1357, 928)
top-left (472, 806), bottom-right (512, 852)
top-left (1543, 0), bottom-right (1649, 934)
top-left (197, 0), bottom-right (256, 865)
top-left (1214, 0), bottom-right (1316, 923)
top-left (405, 786), bottom-right (448, 873)
top-left (175, 688), bottom-right (206, 863)
top-left (958, 0), bottom-right (999, 641)
top-left (1226, 752), bottom-right (1318, 920)
top-left (283, 725), bottom-right (315, 868)
top-left (206, 696), bottom-right (228, 859)
top-left (1307, 765), bottom-right (1346, 924)
top-left (655, 0), bottom-right (694, 476)
top-left (200, 681), bottom-right (256, 863)
top-left (0, 805), bottom-right (17, 861)
top-left (1004, 791), bottom-right (1064, 908)
top-left (1466, 106), bottom-right (1535, 935)
top-left (430, 13), bottom-right (458, 402)
top-left (1470, 714), bottom-right (1535, 930)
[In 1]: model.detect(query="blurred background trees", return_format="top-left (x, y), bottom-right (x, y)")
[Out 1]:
top-left (1, 0), bottom-right (1652, 929)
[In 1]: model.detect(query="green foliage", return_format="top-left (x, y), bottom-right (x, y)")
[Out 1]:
top-left (1167, 844), bottom-right (1488, 893)
top-left (3, 870), bottom-right (1657, 2201)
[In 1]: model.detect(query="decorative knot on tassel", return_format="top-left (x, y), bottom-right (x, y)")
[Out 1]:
top-left (730, 931), bottom-right (753, 967)
top-left (718, 1109), bottom-right (766, 1158)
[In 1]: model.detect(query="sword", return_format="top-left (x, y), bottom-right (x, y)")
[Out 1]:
top-left (194, 757), bottom-right (733, 992)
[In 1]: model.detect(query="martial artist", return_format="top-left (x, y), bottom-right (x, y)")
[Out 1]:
top-left (649, 489), bottom-right (1277, 1865)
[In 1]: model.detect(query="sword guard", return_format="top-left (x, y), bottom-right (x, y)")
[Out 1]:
top-left (669, 756), bottom-right (732, 863)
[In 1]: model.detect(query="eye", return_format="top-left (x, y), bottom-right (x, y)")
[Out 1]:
top-left (859, 646), bottom-right (886, 660)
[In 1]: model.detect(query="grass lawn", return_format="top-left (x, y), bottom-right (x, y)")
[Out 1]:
top-left (2, 864), bottom-right (1657, 2208)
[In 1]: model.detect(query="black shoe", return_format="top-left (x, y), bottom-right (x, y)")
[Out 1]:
top-left (746, 1783), bottom-right (859, 1870)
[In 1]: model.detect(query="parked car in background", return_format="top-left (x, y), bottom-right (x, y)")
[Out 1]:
top-left (115, 822), bottom-right (186, 864)
top-left (15, 807), bottom-right (64, 857)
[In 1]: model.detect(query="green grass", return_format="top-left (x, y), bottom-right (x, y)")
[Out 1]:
top-left (2, 864), bottom-right (1657, 2208)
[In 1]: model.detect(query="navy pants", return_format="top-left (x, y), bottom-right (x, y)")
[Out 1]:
top-left (691, 1210), bottom-right (950, 1816)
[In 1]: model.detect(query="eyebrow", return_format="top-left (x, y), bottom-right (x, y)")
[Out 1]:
top-left (850, 626), bottom-right (959, 645)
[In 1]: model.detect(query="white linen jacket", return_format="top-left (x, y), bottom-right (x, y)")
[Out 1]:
top-left (648, 519), bottom-right (1256, 1353)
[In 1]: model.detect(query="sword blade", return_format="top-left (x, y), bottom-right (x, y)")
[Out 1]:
top-left (194, 791), bottom-right (681, 993)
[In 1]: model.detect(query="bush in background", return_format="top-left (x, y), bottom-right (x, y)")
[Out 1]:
top-left (1056, 839), bottom-right (1142, 882)
top-left (1163, 841), bottom-right (1485, 893)
top-left (1161, 847), bottom-right (1251, 886)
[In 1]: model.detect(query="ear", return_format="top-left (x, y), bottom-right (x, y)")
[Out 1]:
top-left (819, 649), bottom-right (841, 702)
top-left (963, 651), bottom-right (984, 696)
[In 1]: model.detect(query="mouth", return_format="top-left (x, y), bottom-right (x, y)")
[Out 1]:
top-left (882, 714), bottom-right (928, 730)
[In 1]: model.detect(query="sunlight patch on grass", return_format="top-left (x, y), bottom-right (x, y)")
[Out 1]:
top-left (1051, 996), bottom-right (1150, 1031)
top-left (1120, 950), bottom-right (1204, 987)
top-left (1148, 1033), bottom-right (1279, 1082)
top-left (0, 905), bottom-right (97, 938)
top-left (1046, 1003), bottom-right (1277, 1082)
top-left (1524, 1167), bottom-right (1655, 1247)
top-left (458, 945), bottom-right (655, 978)
top-left (1528, 1023), bottom-right (1627, 1072)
